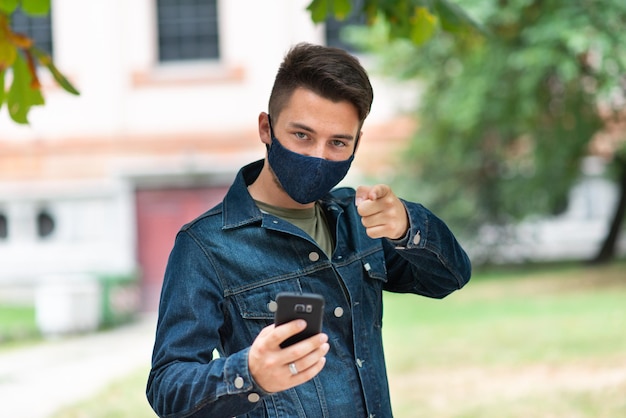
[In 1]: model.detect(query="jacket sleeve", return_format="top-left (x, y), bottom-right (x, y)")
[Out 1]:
top-left (382, 200), bottom-right (472, 298)
top-left (146, 230), bottom-right (269, 418)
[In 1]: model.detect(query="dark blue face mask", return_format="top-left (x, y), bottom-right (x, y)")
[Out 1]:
top-left (267, 116), bottom-right (356, 204)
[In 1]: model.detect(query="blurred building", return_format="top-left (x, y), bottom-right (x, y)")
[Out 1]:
top-left (474, 156), bottom-right (625, 264)
top-left (0, 0), bottom-right (414, 312)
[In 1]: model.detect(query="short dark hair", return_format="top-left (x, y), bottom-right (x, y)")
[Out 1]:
top-left (268, 43), bottom-right (373, 124)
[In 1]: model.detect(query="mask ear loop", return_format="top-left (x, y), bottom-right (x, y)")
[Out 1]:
top-left (349, 121), bottom-right (363, 159)
top-left (266, 114), bottom-right (274, 152)
top-left (353, 131), bottom-right (361, 157)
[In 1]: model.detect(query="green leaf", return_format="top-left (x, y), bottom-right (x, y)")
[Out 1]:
top-left (306, 0), bottom-right (329, 23)
top-left (332, 0), bottom-right (352, 20)
top-left (0, 35), bottom-right (18, 69)
top-left (362, 0), bottom-right (380, 24)
top-left (434, 0), bottom-right (488, 36)
top-left (19, 0), bottom-right (50, 15)
top-left (0, 0), bottom-right (19, 14)
top-left (7, 52), bottom-right (44, 124)
top-left (0, 69), bottom-right (5, 111)
top-left (410, 6), bottom-right (438, 45)
top-left (31, 47), bottom-right (80, 95)
top-left (46, 60), bottom-right (80, 95)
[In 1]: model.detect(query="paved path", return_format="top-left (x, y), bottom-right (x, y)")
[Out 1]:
top-left (0, 314), bottom-right (157, 418)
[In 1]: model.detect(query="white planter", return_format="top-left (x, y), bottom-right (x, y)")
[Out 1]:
top-left (35, 275), bottom-right (102, 336)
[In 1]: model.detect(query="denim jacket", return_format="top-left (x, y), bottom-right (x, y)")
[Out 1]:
top-left (147, 160), bottom-right (471, 418)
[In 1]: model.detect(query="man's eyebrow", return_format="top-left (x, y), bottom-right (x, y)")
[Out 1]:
top-left (287, 122), bottom-right (355, 141)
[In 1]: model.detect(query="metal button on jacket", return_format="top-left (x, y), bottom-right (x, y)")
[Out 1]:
top-left (413, 231), bottom-right (421, 246)
top-left (308, 251), bottom-right (320, 262)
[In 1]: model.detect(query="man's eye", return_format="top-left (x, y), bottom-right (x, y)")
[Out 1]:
top-left (295, 132), bottom-right (308, 139)
top-left (331, 139), bottom-right (347, 147)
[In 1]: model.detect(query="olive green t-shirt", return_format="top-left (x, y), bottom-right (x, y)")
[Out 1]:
top-left (254, 201), bottom-right (334, 257)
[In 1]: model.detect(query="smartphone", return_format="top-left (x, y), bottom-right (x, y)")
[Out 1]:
top-left (274, 292), bottom-right (325, 348)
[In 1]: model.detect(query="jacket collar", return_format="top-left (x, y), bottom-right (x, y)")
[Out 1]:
top-left (222, 159), bottom-right (349, 231)
top-left (222, 160), bottom-right (265, 229)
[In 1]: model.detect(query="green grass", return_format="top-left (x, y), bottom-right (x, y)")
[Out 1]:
top-left (384, 261), bottom-right (626, 417)
top-left (51, 367), bottom-right (157, 418)
top-left (52, 262), bottom-right (626, 417)
top-left (0, 304), bottom-right (40, 348)
top-left (384, 284), bottom-right (625, 368)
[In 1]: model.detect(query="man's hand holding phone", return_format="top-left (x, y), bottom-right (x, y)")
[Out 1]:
top-left (248, 293), bottom-right (329, 393)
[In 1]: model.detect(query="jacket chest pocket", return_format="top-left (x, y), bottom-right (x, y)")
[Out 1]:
top-left (229, 279), bottom-right (304, 338)
top-left (361, 251), bottom-right (388, 284)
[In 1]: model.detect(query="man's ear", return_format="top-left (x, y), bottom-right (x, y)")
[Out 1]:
top-left (258, 112), bottom-right (271, 146)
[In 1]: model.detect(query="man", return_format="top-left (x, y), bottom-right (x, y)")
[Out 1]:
top-left (147, 43), bottom-right (471, 418)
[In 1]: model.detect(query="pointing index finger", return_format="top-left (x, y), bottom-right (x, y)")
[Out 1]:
top-left (369, 185), bottom-right (389, 201)
top-left (355, 185), bottom-right (390, 207)
top-left (355, 186), bottom-right (371, 207)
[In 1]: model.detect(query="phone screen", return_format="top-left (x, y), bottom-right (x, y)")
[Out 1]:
top-left (274, 292), bottom-right (325, 348)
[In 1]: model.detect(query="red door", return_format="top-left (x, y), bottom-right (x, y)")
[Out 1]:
top-left (135, 186), bottom-right (228, 311)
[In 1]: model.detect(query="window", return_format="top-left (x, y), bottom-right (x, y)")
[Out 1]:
top-left (11, 7), bottom-right (54, 56)
top-left (0, 212), bottom-right (7, 239)
top-left (36, 209), bottom-right (55, 238)
top-left (325, 0), bottom-right (366, 52)
top-left (156, 0), bottom-right (220, 62)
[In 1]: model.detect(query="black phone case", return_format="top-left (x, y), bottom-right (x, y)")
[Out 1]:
top-left (274, 292), bottom-right (325, 348)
